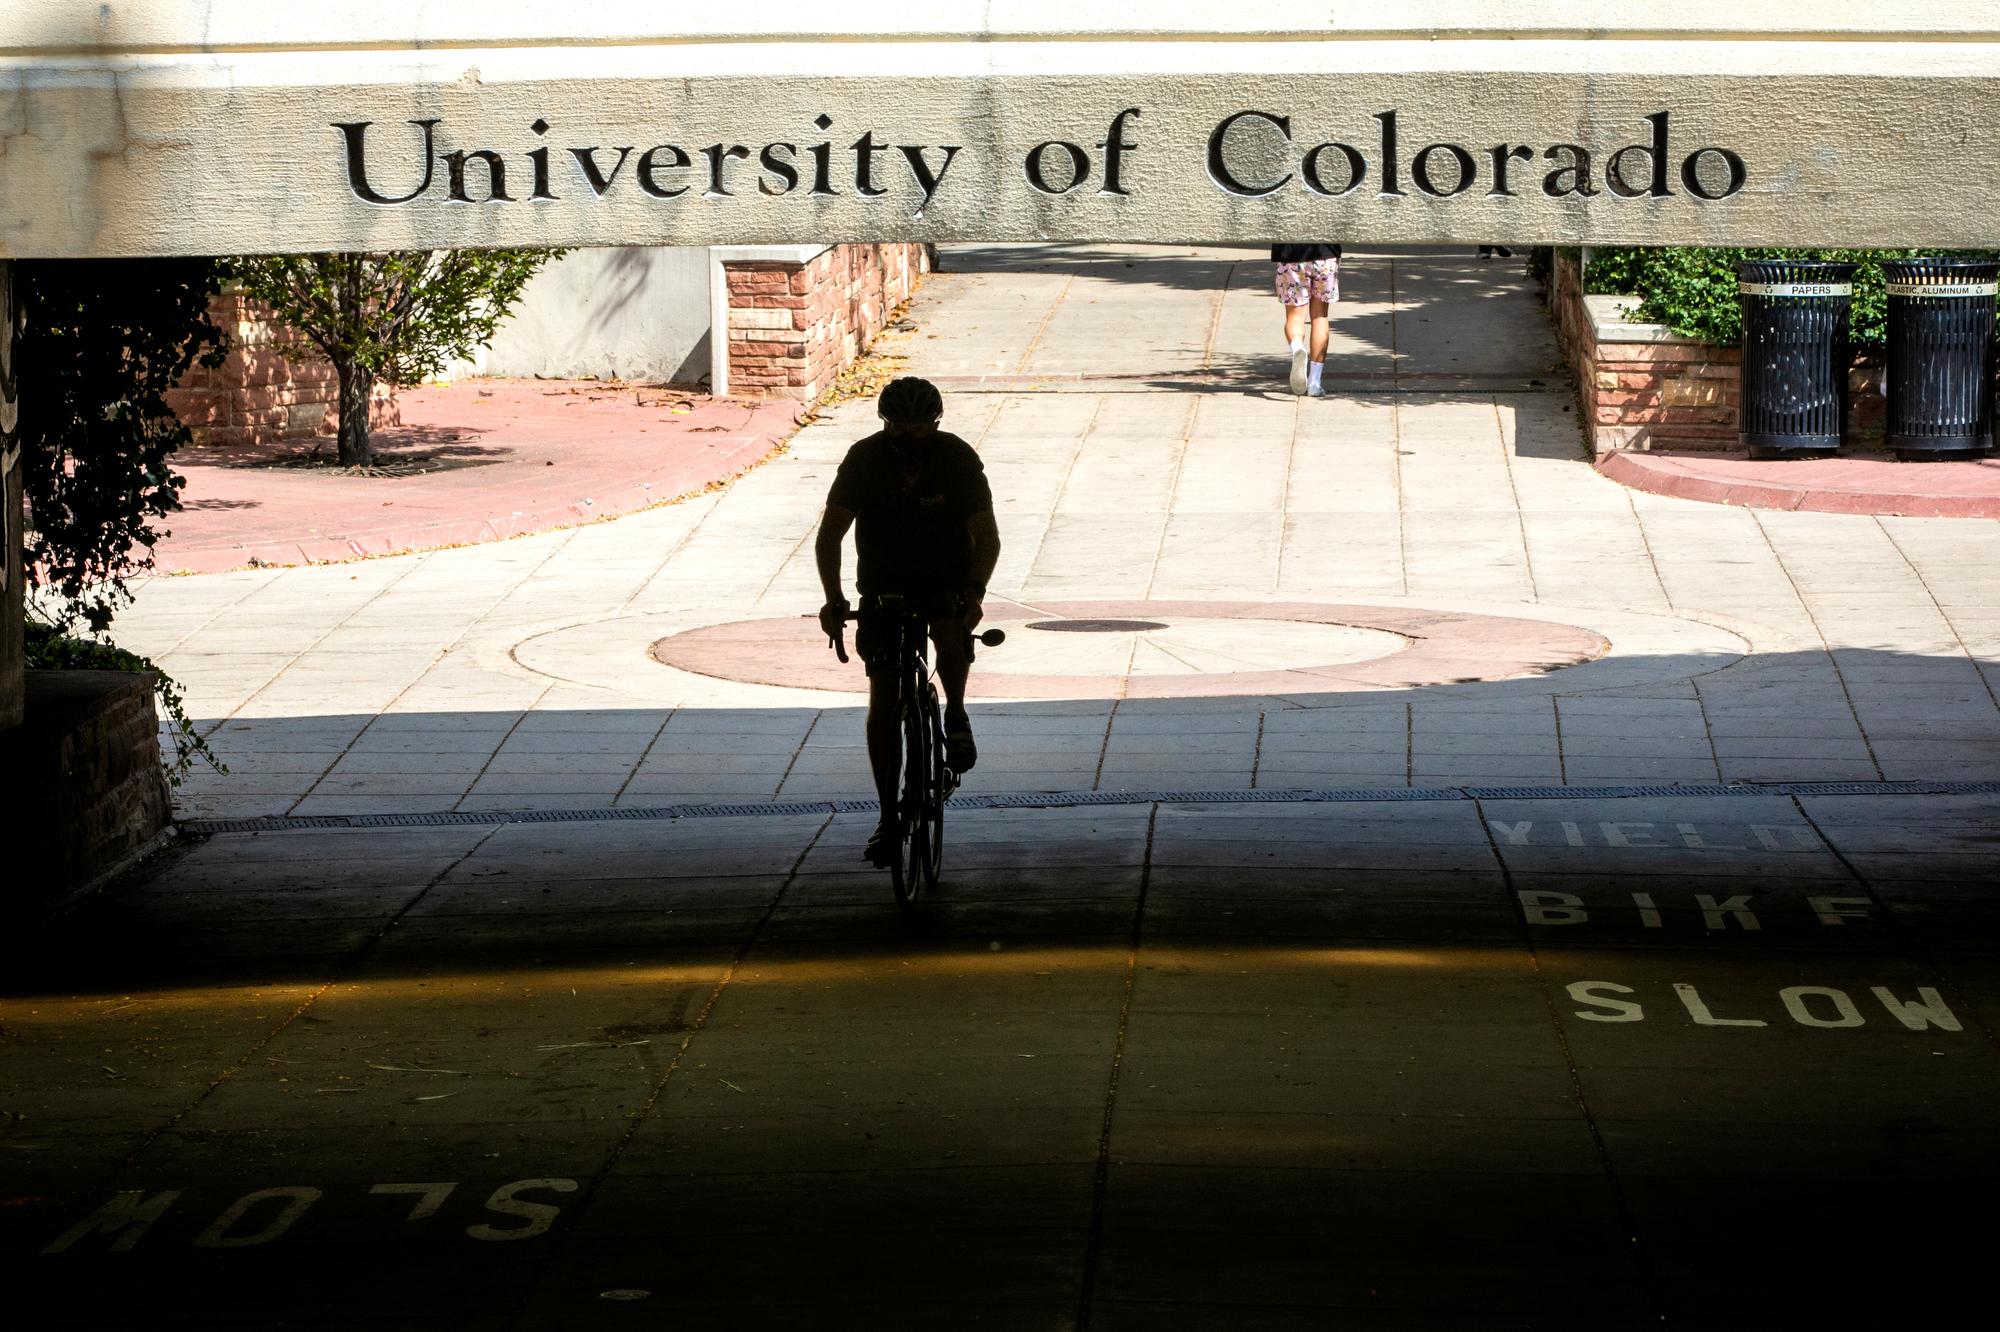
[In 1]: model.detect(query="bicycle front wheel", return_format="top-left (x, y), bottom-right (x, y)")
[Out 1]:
top-left (893, 691), bottom-right (930, 909)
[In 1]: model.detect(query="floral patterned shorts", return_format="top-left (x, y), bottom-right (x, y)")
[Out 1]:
top-left (1274, 258), bottom-right (1340, 306)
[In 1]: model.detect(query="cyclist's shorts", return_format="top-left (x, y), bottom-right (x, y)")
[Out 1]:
top-left (856, 593), bottom-right (966, 680)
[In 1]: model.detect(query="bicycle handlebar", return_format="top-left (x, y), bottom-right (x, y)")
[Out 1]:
top-left (821, 605), bottom-right (1005, 663)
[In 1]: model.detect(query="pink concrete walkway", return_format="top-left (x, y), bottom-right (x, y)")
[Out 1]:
top-left (1600, 449), bottom-right (2000, 518)
top-left (153, 379), bottom-right (795, 573)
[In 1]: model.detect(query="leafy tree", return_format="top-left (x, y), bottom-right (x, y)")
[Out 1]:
top-left (16, 258), bottom-right (225, 634)
top-left (232, 249), bottom-right (559, 467)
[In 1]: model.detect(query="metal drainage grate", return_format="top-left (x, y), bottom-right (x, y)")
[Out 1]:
top-left (1465, 784), bottom-right (1743, 800)
top-left (1773, 780), bottom-right (2000, 797)
top-left (1307, 787), bottom-right (1465, 802)
top-left (1025, 619), bottom-right (1168, 633)
top-left (349, 811), bottom-right (488, 827)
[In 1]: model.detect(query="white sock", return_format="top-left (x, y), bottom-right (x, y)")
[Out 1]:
top-left (1307, 361), bottom-right (1323, 388)
top-left (1289, 337), bottom-right (1306, 354)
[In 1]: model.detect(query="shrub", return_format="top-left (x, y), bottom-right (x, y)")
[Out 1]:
top-left (15, 258), bottom-right (231, 785)
top-left (1581, 247), bottom-right (2000, 352)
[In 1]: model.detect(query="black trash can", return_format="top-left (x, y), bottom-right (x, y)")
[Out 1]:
top-left (1737, 260), bottom-right (1856, 459)
top-left (1883, 257), bottom-right (1997, 461)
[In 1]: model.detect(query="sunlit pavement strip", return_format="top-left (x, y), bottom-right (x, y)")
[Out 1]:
top-left (4, 790), bottom-right (1998, 1327)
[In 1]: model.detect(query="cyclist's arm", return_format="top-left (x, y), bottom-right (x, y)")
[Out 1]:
top-left (817, 503), bottom-right (856, 606)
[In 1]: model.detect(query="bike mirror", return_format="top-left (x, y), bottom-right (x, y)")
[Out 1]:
top-left (977, 629), bottom-right (1007, 647)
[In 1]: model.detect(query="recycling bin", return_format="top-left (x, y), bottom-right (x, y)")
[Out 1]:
top-left (1883, 257), bottom-right (1997, 461)
top-left (1737, 260), bottom-right (1857, 459)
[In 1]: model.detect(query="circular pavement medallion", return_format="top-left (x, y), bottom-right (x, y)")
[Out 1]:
top-left (648, 600), bottom-right (1611, 700)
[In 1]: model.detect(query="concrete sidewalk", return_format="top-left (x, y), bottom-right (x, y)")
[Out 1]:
top-left (6, 789), bottom-right (1996, 1327)
top-left (112, 244), bottom-right (2000, 821)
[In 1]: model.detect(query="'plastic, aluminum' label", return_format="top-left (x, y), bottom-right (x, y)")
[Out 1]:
top-left (1884, 281), bottom-right (2000, 297)
top-left (1738, 282), bottom-right (1853, 297)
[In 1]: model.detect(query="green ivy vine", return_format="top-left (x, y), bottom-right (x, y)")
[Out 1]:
top-left (23, 621), bottom-right (224, 786)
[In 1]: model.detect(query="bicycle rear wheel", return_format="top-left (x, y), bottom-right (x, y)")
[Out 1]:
top-left (891, 691), bottom-right (930, 909)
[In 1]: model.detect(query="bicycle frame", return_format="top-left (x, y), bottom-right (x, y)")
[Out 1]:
top-left (829, 595), bottom-right (1001, 908)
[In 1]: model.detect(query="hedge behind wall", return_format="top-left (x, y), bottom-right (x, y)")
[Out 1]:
top-left (1578, 247), bottom-right (2000, 353)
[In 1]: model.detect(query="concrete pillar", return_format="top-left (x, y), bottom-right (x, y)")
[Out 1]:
top-left (707, 247), bottom-right (730, 399)
top-left (0, 259), bottom-right (22, 731)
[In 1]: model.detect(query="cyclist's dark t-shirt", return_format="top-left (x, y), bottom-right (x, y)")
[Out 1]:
top-left (827, 429), bottom-right (993, 596)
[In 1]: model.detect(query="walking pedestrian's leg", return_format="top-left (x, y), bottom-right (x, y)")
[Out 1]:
top-left (1307, 296), bottom-right (1330, 396)
top-left (1283, 302), bottom-right (1309, 394)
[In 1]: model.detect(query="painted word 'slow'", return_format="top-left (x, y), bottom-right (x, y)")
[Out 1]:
top-left (1566, 982), bottom-right (1962, 1030)
top-left (42, 1178), bottom-right (578, 1255)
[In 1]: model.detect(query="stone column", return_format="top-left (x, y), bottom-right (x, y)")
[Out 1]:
top-left (0, 259), bottom-right (23, 731)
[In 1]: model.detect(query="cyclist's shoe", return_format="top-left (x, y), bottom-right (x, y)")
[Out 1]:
top-left (864, 819), bottom-right (899, 866)
top-left (945, 722), bottom-right (977, 774)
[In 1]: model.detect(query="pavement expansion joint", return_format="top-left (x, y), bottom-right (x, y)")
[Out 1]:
top-left (176, 778), bottom-right (2000, 834)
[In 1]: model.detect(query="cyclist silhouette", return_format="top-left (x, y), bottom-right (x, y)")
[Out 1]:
top-left (818, 377), bottom-right (1002, 864)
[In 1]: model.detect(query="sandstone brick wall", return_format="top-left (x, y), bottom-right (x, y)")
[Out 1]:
top-left (725, 243), bottom-right (931, 401)
top-left (1, 670), bottom-right (169, 904)
top-left (1550, 251), bottom-right (1741, 455)
top-left (166, 291), bottom-right (399, 448)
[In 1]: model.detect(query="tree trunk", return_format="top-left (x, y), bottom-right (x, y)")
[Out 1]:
top-left (334, 357), bottom-right (373, 467)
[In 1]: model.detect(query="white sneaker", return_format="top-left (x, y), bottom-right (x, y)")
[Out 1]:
top-left (1288, 343), bottom-right (1309, 395)
top-left (1306, 381), bottom-right (1326, 397)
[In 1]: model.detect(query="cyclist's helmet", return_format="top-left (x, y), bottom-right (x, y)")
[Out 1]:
top-left (877, 376), bottom-right (944, 427)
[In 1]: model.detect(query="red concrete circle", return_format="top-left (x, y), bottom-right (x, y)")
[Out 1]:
top-left (649, 600), bottom-right (1610, 699)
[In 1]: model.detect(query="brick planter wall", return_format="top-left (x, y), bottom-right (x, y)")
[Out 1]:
top-left (1550, 252), bottom-right (1740, 456)
top-left (166, 291), bottom-right (400, 448)
top-left (0, 670), bottom-right (170, 904)
top-left (723, 243), bottom-right (931, 401)
top-left (1549, 251), bottom-right (1887, 457)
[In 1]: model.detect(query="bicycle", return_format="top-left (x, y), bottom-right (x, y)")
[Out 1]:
top-left (831, 595), bottom-right (1004, 907)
